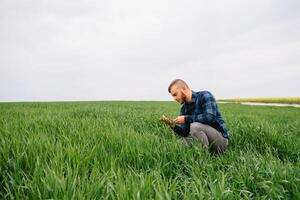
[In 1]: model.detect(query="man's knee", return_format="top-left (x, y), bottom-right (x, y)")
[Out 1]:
top-left (190, 122), bottom-right (206, 132)
top-left (189, 130), bottom-right (209, 147)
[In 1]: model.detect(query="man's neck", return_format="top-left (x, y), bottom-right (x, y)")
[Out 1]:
top-left (185, 90), bottom-right (193, 104)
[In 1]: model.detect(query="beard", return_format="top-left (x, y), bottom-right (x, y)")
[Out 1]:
top-left (178, 99), bottom-right (184, 104)
top-left (182, 94), bottom-right (188, 104)
top-left (179, 96), bottom-right (187, 104)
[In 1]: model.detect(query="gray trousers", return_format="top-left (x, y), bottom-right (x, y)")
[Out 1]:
top-left (182, 122), bottom-right (228, 154)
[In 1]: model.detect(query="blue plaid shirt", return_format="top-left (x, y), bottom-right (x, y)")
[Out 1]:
top-left (172, 90), bottom-right (230, 138)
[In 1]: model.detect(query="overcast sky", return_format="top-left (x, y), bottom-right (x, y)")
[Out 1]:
top-left (1, 0), bottom-right (299, 102)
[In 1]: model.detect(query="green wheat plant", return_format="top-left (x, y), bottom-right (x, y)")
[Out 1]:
top-left (0, 101), bottom-right (299, 199)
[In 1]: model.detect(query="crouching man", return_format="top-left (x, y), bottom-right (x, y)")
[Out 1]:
top-left (161, 79), bottom-right (230, 154)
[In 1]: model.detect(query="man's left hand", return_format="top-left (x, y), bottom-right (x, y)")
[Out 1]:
top-left (174, 116), bottom-right (185, 124)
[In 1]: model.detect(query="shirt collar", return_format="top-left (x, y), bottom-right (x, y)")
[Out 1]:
top-left (183, 91), bottom-right (197, 106)
top-left (191, 90), bottom-right (197, 103)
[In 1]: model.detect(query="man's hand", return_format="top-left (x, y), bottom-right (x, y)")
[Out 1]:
top-left (174, 116), bottom-right (185, 124)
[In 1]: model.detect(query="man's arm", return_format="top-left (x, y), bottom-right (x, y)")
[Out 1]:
top-left (171, 124), bottom-right (189, 137)
top-left (171, 106), bottom-right (190, 137)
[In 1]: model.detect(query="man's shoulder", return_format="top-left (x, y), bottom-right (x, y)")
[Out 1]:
top-left (193, 91), bottom-right (216, 104)
top-left (194, 90), bottom-right (214, 98)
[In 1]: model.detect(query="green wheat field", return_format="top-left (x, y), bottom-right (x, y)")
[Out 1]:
top-left (1, 101), bottom-right (299, 199)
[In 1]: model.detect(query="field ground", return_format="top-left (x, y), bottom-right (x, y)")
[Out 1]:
top-left (0, 101), bottom-right (300, 199)
top-left (219, 97), bottom-right (300, 104)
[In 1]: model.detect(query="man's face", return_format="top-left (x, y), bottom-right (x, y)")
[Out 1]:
top-left (170, 85), bottom-right (185, 104)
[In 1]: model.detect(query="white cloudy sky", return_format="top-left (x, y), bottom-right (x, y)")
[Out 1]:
top-left (0, 0), bottom-right (300, 102)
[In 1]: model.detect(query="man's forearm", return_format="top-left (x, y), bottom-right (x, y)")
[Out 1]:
top-left (172, 125), bottom-right (189, 137)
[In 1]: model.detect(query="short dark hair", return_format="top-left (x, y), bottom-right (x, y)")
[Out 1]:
top-left (168, 79), bottom-right (189, 93)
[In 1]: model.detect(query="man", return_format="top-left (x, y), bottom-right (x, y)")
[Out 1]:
top-left (160, 79), bottom-right (230, 154)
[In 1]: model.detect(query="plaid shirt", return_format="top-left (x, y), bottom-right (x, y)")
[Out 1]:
top-left (172, 90), bottom-right (230, 138)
